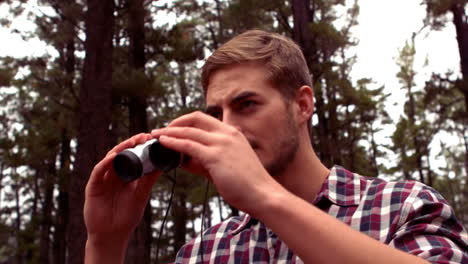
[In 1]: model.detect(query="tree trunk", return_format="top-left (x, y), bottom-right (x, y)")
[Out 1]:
top-left (369, 120), bottom-right (380, 176)
top-left (13, 168), bottom-right (22, 264)
top-left (291, 0), bottom-right (334, 167)
top-left (408, 87), bottom-right (426, 184)
top-left (67, 0), bottom-right (114, 263)
top-left (22, 169), bottom-right (40, 263)
top-left (53, 11), bottom-right (75, 260)
top-left (125, 0), bottom-right (152, 263)
top-left (450, 2), bottom-right (468, 186)
top-left (125, 205), bottom-right (152, 264)
top-left (0, 163), bottom-right (3, 210)
top-left (39, 161), bottom-right (56, 264)
top-left (451, 3), bottom-right (468, 103)
top-left (54, 131), bottom-right (71, 264)
top-left (292, 0), bottom-right (313, 66)
top-left (127, 0), bottom-right (148, 134)
top-left (172, 190), bottom-right (187, 255)
top-left (216, 195), bottom-right (224, 221)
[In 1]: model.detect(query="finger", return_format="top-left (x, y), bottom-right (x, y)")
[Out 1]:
top-left (157, 135), bottom-right (213, 180)
top-left (86, 153), bottom-right (117, 197)
top-left (90, 153), bottom-right (116, 182)
top-left (153, 127), bottom-right (217, 146)
top-left (106, 133), bottom-right (151, 157)
top-left (166, 111), bottom-right (221, 131)
top-left (158, 135), bottom-right (210, 163)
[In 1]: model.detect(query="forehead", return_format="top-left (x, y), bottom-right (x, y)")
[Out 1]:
top-left (205, 63), bottom-right (275, 106)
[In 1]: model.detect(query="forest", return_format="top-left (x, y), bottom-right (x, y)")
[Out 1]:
top-left (0, 0), bottom-right (466, 263)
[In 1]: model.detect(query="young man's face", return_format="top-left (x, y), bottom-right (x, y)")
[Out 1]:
top-left (205, 63), bottom-right (300, 177)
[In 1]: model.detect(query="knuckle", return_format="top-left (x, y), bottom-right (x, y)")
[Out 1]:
top-left (178, 139), bottom-right (192, 150)
top-left (194, 110), bottom-right (204, 117)
top-left (226, 126), bottom-right (241, 137)
top-left (211, 147), bottom-right (223, 158)
top-left (191, 111), bottom-right (204, 121)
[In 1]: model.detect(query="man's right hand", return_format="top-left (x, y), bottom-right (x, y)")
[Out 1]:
top-left (84, 133), bottom-right (161, 264)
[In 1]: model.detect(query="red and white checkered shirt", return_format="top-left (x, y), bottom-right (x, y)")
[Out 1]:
top-left (175, 166), bottom-right (468, 263)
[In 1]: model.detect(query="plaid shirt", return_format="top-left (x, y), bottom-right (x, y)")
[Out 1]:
top-left (175, 166), bottom-right (468, 263)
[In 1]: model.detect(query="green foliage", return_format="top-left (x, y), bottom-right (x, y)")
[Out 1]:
top-left (0, 0), bottom-right (466, 261)
top-left (422, 70), bottom-right (467, 227)
top-left (433, 142), bottom-right (468, 225)
top-left (389, 37), bottom-right (438, 184)
top-left (165, 20), bottom-right (205, 63)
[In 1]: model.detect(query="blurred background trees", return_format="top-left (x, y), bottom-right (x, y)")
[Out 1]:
top-left (0, 0), bottom-right (466, 263)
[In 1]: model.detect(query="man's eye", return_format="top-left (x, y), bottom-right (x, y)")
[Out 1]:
top-left (209, 111), bottom-right (222, 120)
top-left (240, 100), bottom-right (256, 109)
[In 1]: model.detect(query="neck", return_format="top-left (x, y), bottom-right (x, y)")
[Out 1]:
top-left (275, 133), bottom-right (330, 204)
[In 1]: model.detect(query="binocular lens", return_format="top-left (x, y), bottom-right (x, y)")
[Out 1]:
top-left (113, 139), bottom-right (183, 181)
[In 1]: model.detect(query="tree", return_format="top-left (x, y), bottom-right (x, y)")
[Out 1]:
top-left (118, 0), bottom-right (153, 263)
top-left (424, 0), bottom-right (468, 183)
top-left (68, 0), bottom-right (114, 263)
top-left (389, 38), bottom-right (436, 186)
top-left (290, 0), bottom-right (386, 176)
top-left (423, 0), bottom-right (467, 226)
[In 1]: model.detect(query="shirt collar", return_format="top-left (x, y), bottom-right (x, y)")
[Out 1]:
top-left (313, 165), bottom-right (362, 207)
top-left (230, 213), bottom-right (253, 235)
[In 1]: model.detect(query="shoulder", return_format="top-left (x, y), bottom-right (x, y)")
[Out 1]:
top-left (325, 166), bottom-right (437, 207)
top-left (362, 175), bottom-right (444, 204)
top-left (358, 174), bottom-right (462, 233)
top-left (345, 170), bottom-right (468, 262)
top-left (362, 177), bottom-right (468, 262)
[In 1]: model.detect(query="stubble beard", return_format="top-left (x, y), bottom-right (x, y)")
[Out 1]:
top-left (264, 108), bottom-right (300, 178)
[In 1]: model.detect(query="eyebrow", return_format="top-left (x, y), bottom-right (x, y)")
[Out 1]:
top-left (231, 91), bottom-right (258, 105)
top-left (205, 91), bottom-right (259, 114)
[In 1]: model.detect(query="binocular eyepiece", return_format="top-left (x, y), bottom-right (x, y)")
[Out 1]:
top-left (113, 139), bottom-right (183, 181)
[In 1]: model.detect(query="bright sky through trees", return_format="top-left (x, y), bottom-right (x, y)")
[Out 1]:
top-left (0, 0), bottom-right (461, 178)
top-left (351, 0), bottom-right (459, 119)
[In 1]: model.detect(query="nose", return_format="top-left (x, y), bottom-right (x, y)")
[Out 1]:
top-left (222, 111), bottom-right (243, 132)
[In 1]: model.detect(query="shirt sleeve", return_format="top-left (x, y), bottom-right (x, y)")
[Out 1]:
top-left (389, 183), bottom-right (468, 263)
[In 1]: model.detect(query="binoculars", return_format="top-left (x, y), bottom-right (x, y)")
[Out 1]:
top-left (113, 139), bottom-right (183, 181)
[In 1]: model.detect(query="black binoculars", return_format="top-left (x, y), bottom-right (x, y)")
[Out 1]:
top-left (112, 139), bottom-right (183, 181)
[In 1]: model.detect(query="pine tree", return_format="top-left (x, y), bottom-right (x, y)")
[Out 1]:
top-left (389, 38), bottom-right (436, 185)
top-left (68, 0), bottom-right (114, 262)
top-left (422, 0), bottom-right (467, 225)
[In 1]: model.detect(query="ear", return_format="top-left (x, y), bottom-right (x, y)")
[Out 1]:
top-left (294, 85), bottom-right (314, 125)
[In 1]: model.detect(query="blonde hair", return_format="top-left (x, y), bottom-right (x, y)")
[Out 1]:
top-left (201, 30), bottom-right (312, 100)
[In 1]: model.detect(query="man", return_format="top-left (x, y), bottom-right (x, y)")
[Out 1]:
top-left (84, 30), bottom-right (468, 263)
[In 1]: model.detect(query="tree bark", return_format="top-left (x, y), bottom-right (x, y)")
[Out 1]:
top-left (67, 0), bottom-right (114, 263)
top-left (125, 0), bottom-right (152, 263)
top-left (127, 0), bottom-right (148, 135)
top-left (451, 3), bottom-right (468, 91)
top-left (13, 168), bottom-right (22, 264)
top-left (39, 160), bottom-right (56, 264)
top-left (54, 131), bottom-right (71, 264)
top-left (53, 11), bottom-right (75, 260)
top-left (0, 163), bottom-right (3, 211)
top-left (291, 0), bottom-right (334, 167)
top-left (408, 85), bottom-right (426, 184)
top-left (292, 0), bottom-right (313, 66)
top-left (450, 3), bottom-right (468, 186)
top-left (172, 190), bottom-right (187, 255)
